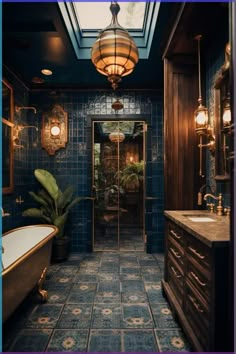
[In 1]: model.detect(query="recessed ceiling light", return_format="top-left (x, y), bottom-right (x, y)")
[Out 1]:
top-left (32, 76), bottom-right (45, 84)
top-left (41, 69), bottom-right (53, 76)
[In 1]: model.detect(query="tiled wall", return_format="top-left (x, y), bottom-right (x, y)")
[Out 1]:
top-left (2, 74), bottom-right (164, 252)
top-left (205, 28), bottom-right (231, 208)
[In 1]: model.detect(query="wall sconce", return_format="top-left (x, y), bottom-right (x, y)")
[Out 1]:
top-left (41, 104), bottom-right (68, 155)
top-left (194, 35), bottom-right (215, 177)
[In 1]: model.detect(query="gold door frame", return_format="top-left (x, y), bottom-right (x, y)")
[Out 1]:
top-left (92, 120), bottom-right (146, 251)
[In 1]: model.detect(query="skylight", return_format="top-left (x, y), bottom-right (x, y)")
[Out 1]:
top-left (74, 2), bottom-right (146, 30)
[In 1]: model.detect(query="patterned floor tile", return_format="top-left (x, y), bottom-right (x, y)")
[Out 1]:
top-left (25, 304), bottom-right (63, 329)
top-left (97, 281), bottom-right (120, 292)
top-left (145, 282), bottom-right (167, 303)
top-left (97, 272), bottom-right (120, 281)
top-left (78, 266), bottom-right (100, 274)
top-left (56, 266), bottom-right (79, 276)
top-left (88, 329), bottom-right (121, 352)
top-left (120, 273), bottom-right (142, 281)
top-left (151, 303), bottom-right (179, 328)
top-left (67, 283), bottom-right (97, 303)
top-left (57, 304), bottom-right (93, 329)
top-left (7, 329), bottom-right (52, 352)
top-left (120, 266), bottom-right (141, 274)
top-left (73, 274), bottom-right (98, 283)
top-left (94, 291), bottom-right (121, 304)
top-left (121, 291), bottom-right (148, 303)
top-left (46, 329), bottom-right (88, 352)
top-left (122, 304), bottom-right (154, 328)
top-left (123, 329), bottom-right (159, 352)
top-left (155, 329), bottom-right (192, 352)
top-left (47, 286), bottom-right (71, 304)
top-left (139, 259), bottom-right (159, 266)
top-left (121, 280), bottom-right (144, 292)
top-left (91, 304), bottom-right (122, 328)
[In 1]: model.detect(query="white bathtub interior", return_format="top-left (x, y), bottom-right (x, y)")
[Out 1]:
top-left (2, 226), bottom-right (56, 270)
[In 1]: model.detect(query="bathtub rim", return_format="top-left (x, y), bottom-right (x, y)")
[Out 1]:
top-left (2, 224), bottom-right (58, 276)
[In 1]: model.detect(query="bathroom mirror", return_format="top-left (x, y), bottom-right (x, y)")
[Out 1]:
top-left (2, 79), bottom-right (14, 194)
top-left (214, 43), bottom-right (231, 180)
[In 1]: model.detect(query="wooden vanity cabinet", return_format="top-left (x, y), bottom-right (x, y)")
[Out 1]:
top-left (162, 218), bottom-right (229, 352)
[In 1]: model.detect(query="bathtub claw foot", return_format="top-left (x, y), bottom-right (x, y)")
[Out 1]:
top-left (38, 267), bottom-right (48, 302)
top-left (39, 289), bottom-right (48, 302)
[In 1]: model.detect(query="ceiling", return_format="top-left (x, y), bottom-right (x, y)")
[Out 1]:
top-left (2, 2), bottom-right (178, 91)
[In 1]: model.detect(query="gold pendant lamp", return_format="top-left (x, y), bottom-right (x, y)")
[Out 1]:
top-left (91, 1), bottom-right (139, 90)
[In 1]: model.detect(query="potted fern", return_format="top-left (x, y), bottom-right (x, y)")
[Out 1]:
top-left (22, 169), bottom-right (90, 261)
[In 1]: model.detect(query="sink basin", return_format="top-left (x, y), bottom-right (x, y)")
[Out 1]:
top-left (182, 214), bottom-right (216, 222)
top-left (187, 217), bottom-right (216, 222)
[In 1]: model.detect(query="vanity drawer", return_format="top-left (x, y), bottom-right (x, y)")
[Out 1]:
top-left (168, 236), bottom-right (184, 268)
top-left (168, 221), bottom-right (184, 248)
top-left (167, 255), bottom-right (184, 307)
top-left (185, 280), bottom-right (210, 350)
top-left (186, 234), bottom-right (211, 270)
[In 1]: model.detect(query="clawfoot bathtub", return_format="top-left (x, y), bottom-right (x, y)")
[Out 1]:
top-left (2, 225), bottom-right (58, 322)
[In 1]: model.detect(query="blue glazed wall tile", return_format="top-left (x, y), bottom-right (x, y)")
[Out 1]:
top-left (2, 75), bottom-right (164, 252)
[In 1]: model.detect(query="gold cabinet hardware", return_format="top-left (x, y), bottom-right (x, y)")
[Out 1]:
top-left (189, 295), bottom-right (204, 313)
top-left (170, 229), bottom-right (181, 239)
top-left (170, 247), bottom-right (181, 259)
top-left (190, 271), bottom-right (206, 287)
top-left (170, 266), bottom-right (181, 278)
top-left (188, 246), bottom-right (205, 260)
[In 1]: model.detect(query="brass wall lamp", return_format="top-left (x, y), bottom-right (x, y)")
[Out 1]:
top-left (41, 104), bottom-right (68, 155)
top-left (194, 35), bottom-right (215, 177)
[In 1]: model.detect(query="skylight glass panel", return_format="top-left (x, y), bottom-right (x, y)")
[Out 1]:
top-left (74, 2), bottom-right (146, 30)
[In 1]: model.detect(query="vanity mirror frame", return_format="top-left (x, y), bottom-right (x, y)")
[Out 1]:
top-left (213, 42), bottom-right (231, 181)
top-left (2, 79), bottom-right (14, 194)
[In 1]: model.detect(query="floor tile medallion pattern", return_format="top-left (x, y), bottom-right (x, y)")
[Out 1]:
top-left (3, 252), bottom-right (192, 352)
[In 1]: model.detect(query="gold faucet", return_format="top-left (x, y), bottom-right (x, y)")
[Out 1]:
top-left (203, 193), bottom-right (223, 216)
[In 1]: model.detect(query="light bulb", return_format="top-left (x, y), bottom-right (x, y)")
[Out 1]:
top-left (223, 107), bottom-right (231, 126)
top-left (51, 125), bottom-right (61, 136)
top-left (196, 110), bottom-right (208, 126)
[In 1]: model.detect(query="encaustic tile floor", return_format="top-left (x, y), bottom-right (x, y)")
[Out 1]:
top-left (3, 252), bottom-right (192, 352)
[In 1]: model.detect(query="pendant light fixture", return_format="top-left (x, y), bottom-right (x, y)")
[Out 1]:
top-left (194, 35), bottom-right (209, 134)
top-left (194, 34), bottom-right (215, 177)
top-left (91, 2), bottom-right (139, 90)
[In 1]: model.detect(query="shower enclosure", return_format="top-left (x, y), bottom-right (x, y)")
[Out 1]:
top-left (92, 120), bottom-right (146, 251)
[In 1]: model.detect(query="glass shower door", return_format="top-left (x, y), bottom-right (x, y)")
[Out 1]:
top-left (92, 121), bottom-right (145, 251)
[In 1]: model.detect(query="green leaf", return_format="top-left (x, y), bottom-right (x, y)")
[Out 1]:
top-left (29, 191), bottom-right (49, 208)
top-left (22, 208), bottom-right (52, 223)
top-left (38, 189), bottom-right (53, 207)
top-left (66, 196), bottom-right (90, 212)
top-left (34, 169), bottom-right (59, 201)
top-left (58, 186), bottom-right (74, 210)
top-left (54, 213), bottom-right (69, 238)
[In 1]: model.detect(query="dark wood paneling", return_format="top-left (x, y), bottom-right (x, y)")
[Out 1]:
top-left (164, 56), bottom-right (201, 210)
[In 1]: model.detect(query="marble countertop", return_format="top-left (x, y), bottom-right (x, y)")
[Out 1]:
top-left (164, 210), bottom-right (230, 247)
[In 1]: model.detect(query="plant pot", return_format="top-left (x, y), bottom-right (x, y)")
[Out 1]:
top-left (51, 237), bottom-right (70, 263)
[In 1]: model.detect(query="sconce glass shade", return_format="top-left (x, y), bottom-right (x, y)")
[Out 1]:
top-left (194, 104), bottom-right (209, 134)
top-left (50, 125), bottom-right (61, 137)
top-left (109, 130), bottom-right (125, 143)
top-left (222, 103), bottom-right (231, 128)
top-left (223, 108), bottom-right (231, 126)
top-left (91, 2), bottom-right (139, 90)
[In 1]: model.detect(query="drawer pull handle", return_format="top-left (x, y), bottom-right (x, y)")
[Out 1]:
top-left (189, 295), bottom-right (204, 313)
top-left (171, 266), bottom-right (181, 278)
top-left (190, 271), bottom-right (206, 287)
top-left (170, 247), bottom-right (181, 259)
top-left (170, 229), bottom-right (181, 240)
top-left (188, 246), bottom-right (205, 260)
